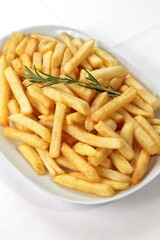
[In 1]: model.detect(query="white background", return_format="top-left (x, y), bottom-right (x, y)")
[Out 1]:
top-left (0, 0), bottom-right (160, 239)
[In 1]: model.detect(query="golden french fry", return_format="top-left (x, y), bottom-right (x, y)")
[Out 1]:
top-left (40, 41), bottom-right (56, 54)
top-left (110, 151), bottom-right (133, 175)
top-left (64, 39), bottom-right (95, 74)
top-left (66, 112), bottom-right (85, 125)
top-left (36, 149), bottom-right (64, 175)
top-left (60, 48), bottom-right (72, 73)
top-left (153, 125), bottom-right (160, 134)
top-left (124, 103), bottom-right (153, 118)
top-left (92, 87), bottom-right (136, 121)
top-left (24, 38), bottom-right (38, 57)
top-left (62, 132), bottom-right (77, 145)
top-left (100, 157), bottom-right (112, 169)
top-left (39, 119), bottom-right (53, 129)
top-left (95, 167), bottom-right (131, 183)
top-left (5, 66), bottom-right (33, 115)
top-left (94, 47), bottom-right (118, 67)
top-left (94, 121), bottom-right (134, 160)
top-left (49, 102), bottom-right (66, 158)
top-left (120, 122), bottom-right (134, 147)
top-left (32, 52), bottom-right (42, 71)
top-left (37, 39), bottom-right (46, 51)
top-left (6, 32), bottom-right (19, 63)
top-left (55, 155), bottom-right (76, 170)
top-left (43, 87), bottom-right (90, 115)
top-left (111, 112), bottom-right (124, 124)
top-left (125, 77), bottom-right (159, 110)
top-left (132, 149), bottom-right (150, 184)
top-left (42, 50), bottom-right (53, 74)
top-left (2, 39), bottom-right (10, 55)
top-left (101, 179), bottom-right (129, 191)
top-left (15, 36), bottom-right (29, 56)
top-left (53, 174), bottom-right (115, 197)
top-left (18, 144), bottom-right (46, 175)
top-left (64, 124), bottom-right (123, 149)
top-left (104, 119), bottom-right (117, 131)
top-left (109, 77), bottom-right (125, 90)
top-left (2, 127), bottom-right (48, 150)
top-left (61, 143), bottom-right (100, 182)
top-left (20, 53), bottom-right (32, 69)
top-left (69, 171), bottom-right (88, 180)
top-left (88, 148), bottom-right (111, 166)
top-left (31, 33), bottom-right (58, 43)
top-left (8, 113), bottom-right (52, 143)
top-left (130, 140), bottom-right (142, 169)
top-left (51, 42), bottom-right (66, 68)
top-left (11, 57), bottom-right (23, 75)
top-left (51, 82), bottom-right (74, 95)
top-left (0, 56), bottom-right (10, 126)
top-left (148, 118), bottom-right (160, 125)
top-left (50, 67), bottom-right (60, 77)
top-left (73, 142), bottom-right (97, 156)
top-left (87, 53), bottom-right (103, 69)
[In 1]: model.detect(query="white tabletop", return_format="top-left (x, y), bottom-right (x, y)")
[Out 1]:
top-left (0, 0), bottom-right (160, 239)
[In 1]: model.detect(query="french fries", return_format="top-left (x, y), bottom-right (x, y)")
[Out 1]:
top-left (1, 31), bottom-right (160, 198)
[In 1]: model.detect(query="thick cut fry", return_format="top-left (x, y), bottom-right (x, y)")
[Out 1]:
top-left (69, 172), bottom-right (88, 180)
top-left (11, 57), bottom-right (23, 75)
top-left (124, 103), bottom-right (153, 118)
top-left (51, 82), bottom-right (74, 95)
top-left (6, 32), bottom-right (19, 63)
top-left (94, 121), bottom-right (134, 160)
top-left (135, 116), bottom-right (160, 150)
top-left (92, 87), bottom-right (136, 121)
top-left (64, 125), bottom-right (122, 149)
top-left (73, 142), bottom-right (97, 156)
top-left (5, 66), bottom-right (32, 115)
top-left (88, 148), bottom-right (111, 166)
top-left (0, 56), bottom-right (10, 126)
top-left (2, 39), bottom-right (10, 55)
top-left (39, 119), bottom-right (53, 129)
top-left (43, 87), bottom-right (90, 115)
top-left (36, 149), bottom-right (64, 175)
top-left (148, 118), bottom-right (160, 125)
top-left (55, 155), bottom-right (76, 170)
top-left (66, 112), bottom-right (85, 125)
top-left (101, 179), bottom-right (129, 190)
top-left (50, 67), bottom-right (60, 77)
top-left (132, 149), bottom-right (150, 184)
top-left (32, 52), bottom-right (42, 71)
top-left (120, 84), bottom-right (154, 113)
top-left (26, 93), bottom-right (50, 115)
top-left (42, 50), bottom-right (53, 74)
top-left (111, 112), bottom-right (124, 124)
top-left (8, 113), bottom-right (51, 143)
top-left (94, 47), bottom-right (118, 67)
top-left (87, 53), bottom-right (103, 69)
top-left (109, 77), bottom-right (125, 90)
top-left (110, 151), bottom-right (133, 175)
top-left (60, 48), bottom-right (72, 73)
top-left (53, 174), bottom-right (115, 197)
top-left (51, 42), bottom-right (66, 68)
top-left (95, 167), bottom-right (131, 183)
top-left (31, 33), bottom-right (58, 43)
top-left (37, 39), bottom-right (46, 51)
top-left (153, 125), bottom-right (160, 134)
top-left (120, 122), bottom-right (134, 147)
top-left (15, 36), bottom-right (29, 56)
top-left (24, 38), bottom-right (38, 57)
top-left (49, 102), bottom-right (66, 158)
top-left (104, 119), bottom-right (117, 131)
top-left (2, 127), bottom-right (48, 150)
top-left (131, 141), bottom-right (142, 169)
top-left (62, 132), bottom-right (77, 145)
top-left (18, 144), bottom-right (46, 175)
top-left (61, 143), bottom-right (100, 182)
top-left (64, 39), bottom-right (95, 74)
top-left (100, 157), bottom-right (112, 169)
top-left (40, 41), bottom-right (56, 54)
top-left (125, 77), bottom-right (159, 110)
top-left (20, 53), bottom-right (32, 69)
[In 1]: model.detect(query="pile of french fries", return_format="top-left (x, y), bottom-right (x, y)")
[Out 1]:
top-left (0, 31), bottom-right (160, 198)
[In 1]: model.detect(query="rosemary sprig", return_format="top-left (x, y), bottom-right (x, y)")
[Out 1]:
top-left (22, 66), bottom-right (121, 97)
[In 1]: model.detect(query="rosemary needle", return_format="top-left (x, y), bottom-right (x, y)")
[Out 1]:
top-left (22, 66), bottom-right (121, 97)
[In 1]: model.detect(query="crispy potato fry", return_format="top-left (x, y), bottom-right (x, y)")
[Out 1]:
top-left (88, 148), bottom-right (111, 166)
top-left (100, 157), bottom-right (112, 169)
top-left (104, 119), bottom-right (117, 131)
top-left (2, 39), bottom-right (10, 55)
top-left (110, 151), bottom-right (133, 174)
top-left (64, 124), bottom-right (122, 149)
top-left (125, 77), bottom-right (159, 110)
top-left (66, 112), bottom-right (85, 125)
top-left (42, 50), bottom-right (53, 74)
top-left (132, 149), bottom-right (150, 184)
top-left (61, 143), bottom-right (100, 182)
top-left (15, 36), bottom-right (29, 56)
top-left (94, 121), bottom-right (134, 160)
top-left (2, 127), bottom-right (48, 150)
top-left (94, 47), bottom-right (118, 67)
top-left (5, 66), bottom-right (32, 115)
top-left (60, 48), bottom-right (72, 73)
top-left (51, 42), bottom-right (66, 68)
top-left (92, 87), bottom-right (136, 121)
top-left (32, 52), bottom-right (42, 71)
top-left (124, 103), bottom-right (153, 118)
top-left (153, 125), bottom-right (160, 134)
top-left (73, 142), bottom-right (97, 156)
top-left (43, 87), bottom-right (90, 115)
top-left (62, 132), bottom-right (77, 145)
top-left (95, 167), bottom-right (131, 183)
top-left (40, 41), bottom-right (57, 54)
top-left (50, 67), bottom-right (60, 77)
top-left (11, 57), bottom-right (23, 75)
top-left (18, 144), bottom-right (46, 175)
top-left (148, 118), bottom-right (160, 125)
top-left (31, 33), bottom-right (58, 43)
top-left (36, 149), bottom-right (64, 175)
top-left (64, 39), bottom-right (95, 74)
top-left (0, 56), bottom-right (10, 126)
top-left (53, 174), bottom-right (115, 197)
top-left (8, 113), bottom-right (52, 143)
top-left (39, 119), bottom-right (53, 129)
top-left (51, 82), bottom-right (74, 95)
top-left (24, 38), bottom-right (38, 57)
top-left (101, 178), bottom-right (129, 190)
top-left (20, 53), bottom-right (32, 70)
top-left (87, 53), bottom-right (103, 69)
top-left (69, 171), bottom-right (88, 180)
top-left (120, 122), bottom-right (134, 147)
top-left (130, 140), bottom-right (142, 169)
top-left (49, 102), bottom-right (66, 158)
top-left (55, 155), bottom-right (76, 170)
top-left (37, 39), bottom-right (46, 51)
top-left (109, 77), bottom-right (125, 90)
top-left (6, 32), bottom-right (19, 63)
top-left (111, 112), bottom-right (124, 124)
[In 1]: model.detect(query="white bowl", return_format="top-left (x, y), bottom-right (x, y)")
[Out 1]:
top-left (0, 25), bottom-right (160, 205)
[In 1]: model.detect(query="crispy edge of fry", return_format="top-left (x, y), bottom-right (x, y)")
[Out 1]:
top-left (24, 38), bottom-right (38, 57)
top-left (15, 36), bottom-right (29, 56)
top-left (94, 47), bottom-right (118, 67)
top-left (51, 42), bottom-right (66, 68)
top-left (73, 142), bottom-right (97, 156)
top-left (120, 121), bottom-right (134, 147)
top-left (66, 112), bottom-right (85, 125)
top-left (88, 148), bottom-right (111, 166)
top-left (55, 155), bottom-right (76, 170)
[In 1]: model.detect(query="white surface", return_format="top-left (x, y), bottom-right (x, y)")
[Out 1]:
top-left (0, 0), bottom-right (160, 239)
